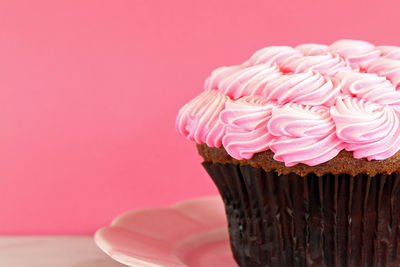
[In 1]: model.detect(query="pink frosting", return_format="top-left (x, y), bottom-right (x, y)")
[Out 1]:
top-left (329, 40), bottom-right (381, 68)
top-left (175, 90), bottom-right (228, 148)
top-left (280, 53), bottom-right (352, 76)
top-left (331, 97), bottom-right (400, 160)
top-left (268, 104), bottom-right (344, 166)
top-left (378, 46), bottom-right (400, 60)
top-left (204, 65), bottom-right (245, 91)
top-left (295, 43), bottom-right (328, 56)
top-left (220, 96), bottom-right (276, 160)
top-left (367, 58), bottom-right (400, 89)
top-left (176, 40), bottom-right (400, 166)
top-left (335, 71), bottom-right (400, 105)
top-left (206, 64), bottom-right (281, 99)
top-left (262, 71), bottom-right (341, 106)
top-left (246, 46), bottom-right (302, 66)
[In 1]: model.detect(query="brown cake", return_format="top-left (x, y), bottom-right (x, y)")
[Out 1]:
top-left (176, 40), bottom-right (400, 266)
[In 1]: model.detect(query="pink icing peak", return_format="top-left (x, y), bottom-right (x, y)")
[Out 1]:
top-left (220, 96), bottom-right (276, 160)
top-left (280, 53), bottom-right (352, 76)
top-left (176, 40), bottom-right (400, 166)
top-left (267, 103), bottom-right (344, 166)
top-left (175, 90), bottom-right (229, 148)
top-left (331, 97), bottom-right (400, 160)
top-left (262, 71), bottom-right (341, 106)
top-left (367, 58), bottom-right (400, 89)
top-left (335, 71), bottom-right (400, 105)
top-left (246, 46), bottom-right (302, 66)
top-left (378, 46), bottom-right (400, 60)
top-left (329, 40), bottom-right (381, 68)
top-left (295, 43), bottom-right (328, 56)
top-left (214, 64), bottom-right (281, 99)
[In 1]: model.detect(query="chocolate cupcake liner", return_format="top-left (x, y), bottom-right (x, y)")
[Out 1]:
top-left (202, 162), bottom-right (400, 267)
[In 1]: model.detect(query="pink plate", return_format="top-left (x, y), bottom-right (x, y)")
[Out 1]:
top-left (94, 196), bottom-right (237, 266)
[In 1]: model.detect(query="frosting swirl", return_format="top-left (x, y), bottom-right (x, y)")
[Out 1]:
top-left (280, 53), bottom-right (352, 76)
top-left (220, 96), bottom-right (276, 159)
top-left (176, 40), bottom-right (400, 166)
top-left (267, 104), bottom-right (344, 166)
top-left (204, 65), bottom-right (245, 91)
top-left (378, 46), bottom-right (400, 60)
top-left (331, 97), bottom-right (400, 160)
top-left (175, 90), bottom-right (228, 147)
top-left (367, 58), bottom-right (400, 89)
top-left (335, 71), bottom-right (400, 105)
top-left (246, 46), bottom-right (302, 66)
top-left (295, 43), bottom-right (328, 56)
top-left (216, 64), bottom-right (281, 99)
top-left (262, 71), bottom-right (341, 106)
top-left (329, 40), bottom-right (381, 68)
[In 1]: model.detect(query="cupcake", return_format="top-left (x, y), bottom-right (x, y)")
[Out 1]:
top-left (176, 40), bottom-right (400, 267)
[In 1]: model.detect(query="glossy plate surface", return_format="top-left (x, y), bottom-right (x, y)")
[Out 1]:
top-left (94, 196), bottom-right (236, 266)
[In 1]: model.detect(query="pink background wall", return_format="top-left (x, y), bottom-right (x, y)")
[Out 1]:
top-left (1, 0), bottom-right (400, 234)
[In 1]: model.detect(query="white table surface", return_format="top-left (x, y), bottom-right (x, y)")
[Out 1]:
top-left (0, 236), bottom-right (125, 267)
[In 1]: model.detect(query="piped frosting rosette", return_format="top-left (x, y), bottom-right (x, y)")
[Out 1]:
top-left (176, 40), bottom-right (400, 166)
top-left (331, 97), bottom-right (400, 160)
top-left (219, 96), bottom-right (276, 160)
top-left (175, 90), bottom-right (229, 148)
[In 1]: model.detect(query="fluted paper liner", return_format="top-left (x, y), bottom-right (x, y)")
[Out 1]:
top-left (202, 162), bottom-right (400, 267)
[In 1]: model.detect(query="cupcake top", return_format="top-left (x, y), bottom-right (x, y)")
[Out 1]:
top-left (176, 40), bottom-right (400, 167)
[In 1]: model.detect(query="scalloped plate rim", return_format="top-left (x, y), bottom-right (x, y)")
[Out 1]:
top-left (94, 195), bottom-right (234, 267)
